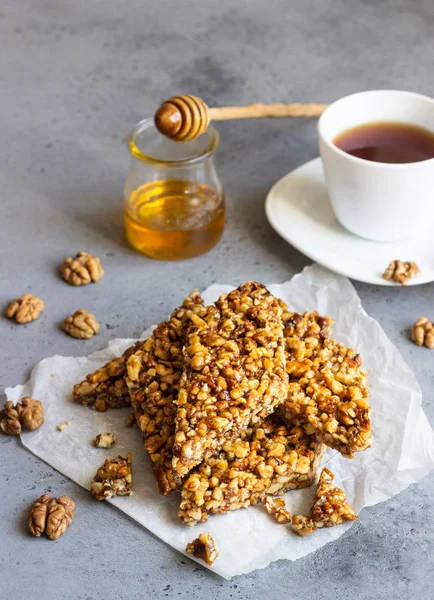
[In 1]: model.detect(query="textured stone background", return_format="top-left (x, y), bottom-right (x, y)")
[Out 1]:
top-left (1, 0), bottom-right (433, 598)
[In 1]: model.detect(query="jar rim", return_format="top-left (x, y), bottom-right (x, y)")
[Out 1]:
top-left (128, 117), bottom-right (219, 166)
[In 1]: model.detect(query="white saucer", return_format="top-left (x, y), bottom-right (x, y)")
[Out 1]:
top-left (265, 157), bottom-right (433, 286)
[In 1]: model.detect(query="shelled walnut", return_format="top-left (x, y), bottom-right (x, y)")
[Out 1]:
top-left (0, 397), bottom-right (44, 435)
top-left (60, 251), bottom-right (104, 286)
top-left (410, 317), bottom-right (434, 349)
top-left (92, 432), bottom-right (116, 449)
top-left (61, 309), bottom-right (99, 339)
top-left (0, 401), bottom-right (22, 435)
top-left (28, 494), bottom-right (75, 540)
top-left (186, 533), bottom-right (219, 566)
top-left (382, 260), bottom-right (420, 285)
top-left (19, 397), bottom-right (44, 431)
top-left (4, 293), bottom-right (45, 323)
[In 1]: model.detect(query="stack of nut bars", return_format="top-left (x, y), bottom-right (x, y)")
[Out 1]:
top-left (72, 282), bottom-right (371, 525)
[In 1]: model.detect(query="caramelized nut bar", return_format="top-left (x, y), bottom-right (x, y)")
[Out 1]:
top-left (262, 496), bottom-right (292, 524)
top-left (292, 467), bottom-right (357, 536)
top-left (72, 342), bottom-right (143, 411)
top-left (186, 532), bottom-right (219, 565)
top-left (278, 312), bottom-right (371, 458)
top-left (90, 452), bottom-right (132, 500)
top-left (173, 282), bottom-right (288, 482)
top-left (178, 418), bottom-right (324, 525)
top-left (126, 291), bottom-right (207, 496)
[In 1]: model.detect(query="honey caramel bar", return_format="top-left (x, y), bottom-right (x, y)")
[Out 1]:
top-left (172, 282), bottom-right (288, 482)
top-left (178, 417), bottom-right (324, 525)
top-left (72, 342), bottom-right (143, 411)
top-left (279, 311), bottom-right (371, 458)
top-left (125, 291), bottom-right (208, 495)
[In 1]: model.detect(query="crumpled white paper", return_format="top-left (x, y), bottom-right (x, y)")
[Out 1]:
top-left (6, 265), bottom-right (434, 579)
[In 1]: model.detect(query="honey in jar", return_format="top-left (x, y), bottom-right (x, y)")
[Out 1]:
top-left (124, 120), bottom-right (225, 260)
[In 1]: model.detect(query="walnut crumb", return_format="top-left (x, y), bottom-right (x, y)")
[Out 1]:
top-left (90, 452), bottom-right (132, 500)
top-left (262, 496), bottom-right (292, 524)
top-left (291, 514), bottom-right (316, 536)
top-left (0, 397), bottom-right (44, 435)
top-left (4, 294), bottom-right (45, 323)
top-left (410, 317), bottom-right (434, 348)
top-left (382, 260), bottom-right (420, 285)
top-left (62, 309), bottom-right (99, 339)
top-left (28, 494), bottom-right (75, 540)
top-left (186, 533), bottom-right (219, 565)
top-left (292, 467), bottom-right (357, 536)
top-left (57, 421), bottom-right (69, 432)
top-left (60, 251), bottom-right (104, 286)
top-left (92, 432), bottom-right (116, 449)
top-left (0, 401), bottom-right (22, 435)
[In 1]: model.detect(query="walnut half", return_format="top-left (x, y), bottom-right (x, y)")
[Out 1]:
top-left (18, 397), bottom-right (44, 431)
top-left (60, 252), bottom-right (104, 286)
top-left (410, 317), bottom-right (434, 349)
top-left (4, 294), bottom-right (45, 323)
top-left (382, 260), bottom-right (420, 285)
top-left (28, 494), bottom-right (75, 540)
top-left (0, 402), bottom-right (22, 435)
top-left (0, 397), bottom-right (44, 435)
top-left (62, 309), bottom-right (100, 339)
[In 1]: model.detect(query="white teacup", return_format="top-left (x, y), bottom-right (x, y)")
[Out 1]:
top-left (318, 90), bottom-right (434, 242)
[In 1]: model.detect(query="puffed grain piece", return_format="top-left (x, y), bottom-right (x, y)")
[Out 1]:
top-left (178, 418), bottom-right (324, 526)
top-left (173, 282), bottom-right (288, 482)
top-left (72, 342), bottom-right (143, 411)
top-left (126, 291), bottom-right (208, 496)
top-left (278, 311), bottom-right (371, 458)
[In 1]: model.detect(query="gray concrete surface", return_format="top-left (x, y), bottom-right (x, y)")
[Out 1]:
top-left (1, 0), bottom-right (434, 597)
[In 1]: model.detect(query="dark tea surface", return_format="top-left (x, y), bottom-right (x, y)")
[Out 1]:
top-left (333, 121), bottom-right (434, 164)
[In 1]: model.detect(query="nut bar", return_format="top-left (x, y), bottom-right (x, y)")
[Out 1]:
top-left (72, 341), bottom-right (143, 411)
top-left (173, 282), bottom-right (288, 482)
top-left (126, 291), bottom-right (208, 496)
top-left (90, 452), bottom-right (132, 500)
top-left (278, 311), bottom-right (371, 458)
top-left (178, 417), bottom-right (324, 526)
top-left (186, 532), bottom-right (219, 565)
top-left (292, 467), bottom-right (357, 536)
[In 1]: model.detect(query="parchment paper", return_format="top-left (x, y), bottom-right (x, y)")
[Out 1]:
top-left (6, 265), bottom-right (434, 579)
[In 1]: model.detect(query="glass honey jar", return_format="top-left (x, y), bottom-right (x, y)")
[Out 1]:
top-left (124, 118), bottom-right (225, 260)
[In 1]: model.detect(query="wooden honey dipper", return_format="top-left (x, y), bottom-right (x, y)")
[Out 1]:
top-left (154, 94), bottom-right (328, 142)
